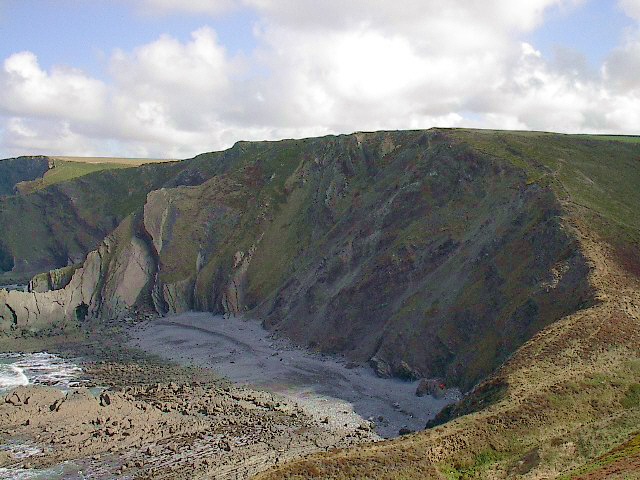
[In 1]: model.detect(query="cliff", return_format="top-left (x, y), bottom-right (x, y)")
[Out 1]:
top-left (0, 159), bottom-right (184, 283)
top-left (0, 156), bottom-right (50, 197)
top-left (5, 129), bottom-right (636, 393)
top-left (0, 214), bottom-right (156, 333)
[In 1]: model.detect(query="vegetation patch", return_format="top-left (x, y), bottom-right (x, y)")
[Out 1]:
top-left (440, 449), bottom-right (506, 479)
top-left (622, 384), bottom-right (640, 409)
top-left (16, 160), bottom-right (133, 195)
top-left (560, 432), bottom-right (640, 479)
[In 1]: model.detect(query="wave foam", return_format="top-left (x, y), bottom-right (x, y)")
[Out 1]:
top-left (0, 364), bottom-right (29, 389)
top-left (0, 353), bottom-right (84, 392)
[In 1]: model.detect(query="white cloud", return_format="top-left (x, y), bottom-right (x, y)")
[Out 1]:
top-left (0, 29), bottom-right (246, 158)
top-left (136, 0), bottom-right (238, 16)
top-left (603, 36), bottom-right (640, 93)
top-left (1, 117), bottom-right (102, 156)
top-left (109, 27), bottom-right (239, 131)
top-left (239, 0), bottom-right (574, 135)
top-left (619, 0), bottom-right (640, 20)
top-left (0, 52), bottom-right (107, 122)
top-left (2, 0), bottom-right (640, 158)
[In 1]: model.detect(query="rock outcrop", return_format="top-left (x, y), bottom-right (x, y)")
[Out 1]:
top-left (0, 377), bottom-right (375, 479)
top-left (0, 156), bottom-right (50, 197)
top-left (416, 379), bottom-right (447, 399)
top-left (29, 264), bottom-right (80, 293)
top-left (4, 130), bottom-right (626, 391)
top-left (0, 214), bottom-right (157, 332)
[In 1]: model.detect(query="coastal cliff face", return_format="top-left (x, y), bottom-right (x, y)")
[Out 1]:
top-left (140, 131), bottom-right (595, 389)
top-left (0, 156), bottom-right (51, 197)
top-left (0, 214), bottom-right (156, 332)
top-left (2, 129), bottom-right (621, 391)
top-left (0, 160), bottom-right (184, 283)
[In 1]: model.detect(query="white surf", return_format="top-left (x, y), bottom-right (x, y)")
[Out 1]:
top-left (0, 364), bottom-right (29, 389)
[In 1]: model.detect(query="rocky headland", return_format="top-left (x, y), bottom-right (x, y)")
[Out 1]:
top-left (0, 129), bottom-right (639, 478)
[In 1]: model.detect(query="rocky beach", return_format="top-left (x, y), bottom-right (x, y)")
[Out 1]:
top-left (0, 339), bottom-right (377, 479)
top-left (128, 312), bottom-right (461, 439)
top-left (0, 311), bottom-right (460, 479)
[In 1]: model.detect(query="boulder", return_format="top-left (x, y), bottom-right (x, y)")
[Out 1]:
top-left (397, 361), bottom-right (421, 381)
top-left (416, 379), bottom-right (447, 399)
top-left (369, 356), bottom-right (392, 378)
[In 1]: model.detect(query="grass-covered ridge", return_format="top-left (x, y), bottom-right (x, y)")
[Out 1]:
top-left (253, 129), bottom-right (640, 480)
top-left (450, 129), bottom-right (640, 269)
top-left (15, 156), bottom-right (179, 195)
top-left (15, 160), bottom-right (131, 195)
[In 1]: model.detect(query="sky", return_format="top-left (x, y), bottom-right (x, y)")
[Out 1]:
top-left (0, 0), bottom-right (639, 159)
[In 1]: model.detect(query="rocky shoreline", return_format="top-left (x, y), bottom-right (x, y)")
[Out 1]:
top-left (0, 309), bottom-right (461, 479)
top-left (0, 381), bottom-right (375, 479)
top-left (0, 328), bottom-right (378, 479)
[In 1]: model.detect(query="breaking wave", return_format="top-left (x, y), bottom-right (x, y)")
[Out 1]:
top-left (0, 352), bottom-right (83, 392)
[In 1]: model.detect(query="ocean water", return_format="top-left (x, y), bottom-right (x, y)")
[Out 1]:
top-left (0, 353), bottom-right (94, 479)
top-left (0, 462), bottom-right (92, 480)
top-left (0, 353), bottom-right (84, 393)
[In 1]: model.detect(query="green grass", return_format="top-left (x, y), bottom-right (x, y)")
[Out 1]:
top-left (451, 129), bottom-right (640, 270)
top-left (576, 134), bottom-right (640, 143)
top-left (17, 160), bottom-right (133, 194)
top-left (622, 384), bottom-right (640, 409)
top-left (559, 432), bottom-right (640, 479)
top-left (441, 449), bottom-right (505, 479)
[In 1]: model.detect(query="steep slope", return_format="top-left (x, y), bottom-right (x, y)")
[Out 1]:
top-left (124, 131), bottom-right (596, 389)
top-left (1, 129), bottom-right (609, 393)
top-left (255, 217), bottom-right (640, 479)
top-left (0, 160), bottom-right (184, 283)
top-left (253, 131), bottom-right (640, 478)
top-left (0, 156), bottom-right (51, 196)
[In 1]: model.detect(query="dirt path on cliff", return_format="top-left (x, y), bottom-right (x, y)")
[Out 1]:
top-left (128, 312), bottom-right (461, 439)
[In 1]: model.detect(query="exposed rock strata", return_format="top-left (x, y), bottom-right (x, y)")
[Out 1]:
top-left (0, 215), bottom-right (156, 332)
top-left (29, 264), bottom-right (80, 293)
top-left (0, 378), bottom-right (375, 479)
top-left (0, 131), bottom-right (596, 389)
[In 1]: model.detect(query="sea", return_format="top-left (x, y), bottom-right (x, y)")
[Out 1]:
top-left (0, 353), bottom-right (96, 480)
top-left (0, 352), bottom-right (84, 393)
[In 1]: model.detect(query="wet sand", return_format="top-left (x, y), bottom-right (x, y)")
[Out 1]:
top-left (128, 312), bottom-right (461, 438)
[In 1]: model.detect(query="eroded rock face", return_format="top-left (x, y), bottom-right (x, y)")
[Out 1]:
top-left (29, 264), bottom-right (80, 293)
top-left (143, 188), bottom-right (174, 256)
top-left (416, 379), bottom-right (447, 399)
top-left (0, 131), bottom-right (596, 390)
top-left (369, 357), bottom-right (392, 378)
top-left (0, 255), bottom-right (99, 331)
top-left (0, 216), bottom-right (157, 332)
top-left (0, 156), bottom-right (50, 196)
